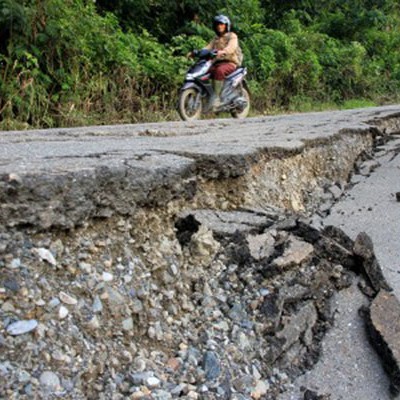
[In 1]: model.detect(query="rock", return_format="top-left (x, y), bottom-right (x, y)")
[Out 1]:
top-left (270, 302), bottom-right (318, 362)
top-left (130, 371), bottom-right (154, 385)
top-left (177, 210), bottom-right (273, 238)
top-left (102, 272), bottom-right (114, 282)
top-left (122, 317), bottom-right (134, 331)
top-left (189, 225), bottom-right (220, 260)
top-left (353, 232), bottom-right (392, 292)
top-left (273, 236), bottom-right (314, 269)
top-left (328, 184), bottom-right (343, 199)
top-left (365, 290), bottom-right (400, 395)
top-left (59, 305), bottom-right (69, 319)
top-left (246, 232), bottom-right (276, 260)
top-left (166, 357), bottom-right (181, 372)
top-left (396, 192), bottom-right (400, 202)
top-left (251, 380), bottom-right (269, 399)
top-left (92, 296), bottom-right (103, 313)
top-left (145, 376), bottom-right (161, 389)
top-left (39, 371), bottom-right (61, 392)
top-left (316, 226), bottom-right (355, 269)
top-left (35, 248), bottom-right (57, 266)
top-left (59, 291), bottom-right (78, 305)
top-left (6, 320), bottom-right (38, 336)
top-left (259, 291), bottom-right (283, 333)
top-left (152, 390), bottom-right (172, 400)
top-left (203, 351), bottom-right (221, 381)
top-left (303, 389), bottom-right (331, 399)
top-left (8, 258), bottom-right (21, 269)
top-left (3, 278), bottom-right (20, 292)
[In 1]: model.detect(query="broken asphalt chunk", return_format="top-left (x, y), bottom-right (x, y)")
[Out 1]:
top-left (353, 232), bottom-right (392, 293)
top-left (365, 290), bottom-right (400, 395)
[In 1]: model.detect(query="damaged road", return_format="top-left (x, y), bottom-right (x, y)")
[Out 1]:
top-left (280, 124), bottom-right (400, 400)
top-left (1, 106), bottom-right (400, 399)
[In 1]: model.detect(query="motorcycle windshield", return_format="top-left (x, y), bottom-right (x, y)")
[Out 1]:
top-left (187, 60), bottom-right (211, 79)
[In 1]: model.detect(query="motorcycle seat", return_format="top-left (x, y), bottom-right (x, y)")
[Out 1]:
top-left (225, 67), bottom-right (246, 80)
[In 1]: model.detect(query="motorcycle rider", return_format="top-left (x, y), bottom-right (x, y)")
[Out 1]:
top-left (205, 15), bottom-right (242, 109)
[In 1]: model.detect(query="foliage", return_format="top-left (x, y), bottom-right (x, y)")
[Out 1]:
top-left (0, 0), bottom-right (399, 129)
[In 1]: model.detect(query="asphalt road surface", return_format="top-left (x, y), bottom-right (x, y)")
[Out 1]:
top-left (280, 135), bottom-right (400, 400)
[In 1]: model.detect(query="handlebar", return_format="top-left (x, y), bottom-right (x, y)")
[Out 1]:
top-left (192, 49), bottom-right (218, 60)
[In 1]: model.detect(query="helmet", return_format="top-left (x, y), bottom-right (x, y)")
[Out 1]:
top-left (213, 14), bottom-right (231, 33)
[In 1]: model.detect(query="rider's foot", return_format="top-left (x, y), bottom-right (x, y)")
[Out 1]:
top-left (212, 97), bottom-right (221, 111)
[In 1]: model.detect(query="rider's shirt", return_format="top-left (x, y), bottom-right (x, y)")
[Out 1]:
top-left (206, 32), bottom-right (241, 66)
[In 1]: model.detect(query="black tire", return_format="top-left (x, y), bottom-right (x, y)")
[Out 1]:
top-left (230, 86), bottom-right (250, 119)
top-left (178, 88), bottom-right (202, 121)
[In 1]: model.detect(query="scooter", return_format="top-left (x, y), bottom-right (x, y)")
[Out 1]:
top-left (177, 49), bottom-right (250, 121)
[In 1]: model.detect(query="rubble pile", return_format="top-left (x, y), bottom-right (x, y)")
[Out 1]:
top-left (0, 204), bottom-right (378, 400)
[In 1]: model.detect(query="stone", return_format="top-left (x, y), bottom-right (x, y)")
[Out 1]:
top-left (92, 296), bottom-right (103, 313)
top-left (6, 320), bottom-right (38, 336)
top-left (203, 351), bottom-right (221, 381)
top-left (39, 371), bottom-right (61, 392)
top-left (247, 232), bottom-right (276, 261)
top-left (8, 258), bottom-right (21, 269)
top-left (166, 357), bottom-right (181, 371)
top-left (303, 389), bottom-right (331, 399)
top-left (35, 248), bottom-right (57, 266)
top-left (251, 380), bottom-right (269, 399)
top-left (145, 376), bottom-right (161, 389)
top-left (365, 290), bottom-right (400, 394)
top-left (102, 272), bottom-right (114, 282)
top-left (130, 372), bottom-right (154, 385)
top-left (316, 226), bottom-right (355, 269)
top-left (353, 232), bottom-right (392, 292)
top-left (122, 317), bottom-right (134, 331)
top-left (259, 291), bottom-right (284, 333)
top-left (59, 306), bottom-right (69, 319)
top-left (59, 291), bottom-right (78, 305)
top-left (107, 287), bottom-right (126, 308)
top-left (271, 302), bottom-right (318, 362)
top-left (3, 278), bottom-right (20, 292)
top-left (152, 390), bottom-right (172, 400)
top-left (273, 236), bottom-right (314, 269)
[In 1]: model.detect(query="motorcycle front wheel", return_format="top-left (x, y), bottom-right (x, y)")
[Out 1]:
top-left (230, 86), bottom-right (250, 119)
top-left (178, 88), bottom-right (202, 121)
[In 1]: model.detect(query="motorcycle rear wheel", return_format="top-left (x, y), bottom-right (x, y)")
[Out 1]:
top-left (178, 88), bottom-right (202, 121)
top-left (230, 87), bottom-right (250, 119)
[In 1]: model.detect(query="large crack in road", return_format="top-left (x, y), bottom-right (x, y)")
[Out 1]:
top-left (0, 106), bottom-right (400, 399)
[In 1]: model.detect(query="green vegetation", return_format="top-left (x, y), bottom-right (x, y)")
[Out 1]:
top-left (1, 0), bottom-right (399, 129)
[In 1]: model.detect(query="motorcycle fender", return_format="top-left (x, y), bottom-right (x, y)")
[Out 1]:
top-left (243, 79), bottom-right (250, 95)
top-left (180, 82), bottom-right (201, 92)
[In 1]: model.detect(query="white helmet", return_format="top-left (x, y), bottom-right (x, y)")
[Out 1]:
top-left (213, 14), bottom-right (231, 33)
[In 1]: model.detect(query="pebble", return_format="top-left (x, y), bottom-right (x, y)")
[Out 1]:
top-left (59, 305), bottom-right (69, 319)
top-left (39, 371), bottom-right (61, 392)
top-left (145, 376), bottom-right (161, 388)
top-left (6, 320), bottom-right (38, 336)
top-left (251, 380), bottom-right (269, 399)
top-left (35, 248), bottom-right (57, 266)
top-left (102, 272), bottom-right (114, 282)
top-left (17, 370), bottom-right (31, 383)
top-left (79, 262), bottom-right (92, 273)
top-left (59, 291), bottom-right (78, 305)
top-left (92, 296), bottom-right (103, 312)
top-left (9, 258), bottom-right (21, 269)
top-left (130, 371), bottom-right (154, 385)
top-left (203, 351), bottom-right (221, 381)
top-left (122, 317), bottom-right (134, 331)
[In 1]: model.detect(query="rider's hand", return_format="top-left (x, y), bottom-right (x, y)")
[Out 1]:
top-left (217, 50), bottom-right (226, 58)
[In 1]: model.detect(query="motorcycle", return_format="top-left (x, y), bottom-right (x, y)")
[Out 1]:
top-left (178, 49), bottom-right (250, 121)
